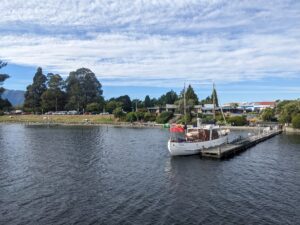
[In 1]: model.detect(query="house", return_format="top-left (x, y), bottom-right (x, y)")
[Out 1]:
top-left (166, 104), bottom-right (178, 113)
top-left (147, 104), bottom-right (178, 114)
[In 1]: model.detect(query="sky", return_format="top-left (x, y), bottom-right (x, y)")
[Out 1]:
top-left (0, 0), bottom-right (300, 103)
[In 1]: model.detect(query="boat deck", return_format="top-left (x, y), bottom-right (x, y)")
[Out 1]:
top-left (201, 130), bottom-right (282, 159)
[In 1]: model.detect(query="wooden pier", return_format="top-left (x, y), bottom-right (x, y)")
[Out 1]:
top-left (201, 129), bottom-right (282, 159)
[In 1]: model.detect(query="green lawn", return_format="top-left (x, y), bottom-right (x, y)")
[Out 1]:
top-left (0, 114), bottom-right (115, 124)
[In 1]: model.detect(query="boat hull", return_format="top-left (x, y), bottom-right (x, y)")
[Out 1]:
top-left (168, 136), bottom-right (228, 156)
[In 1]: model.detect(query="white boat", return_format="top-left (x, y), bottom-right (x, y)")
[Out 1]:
top-left (168, 124), bottom-right (230, 156)
top-left (167, 82), bottom-right (230, 156)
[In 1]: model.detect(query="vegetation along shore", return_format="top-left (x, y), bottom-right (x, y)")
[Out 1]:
top-left (1, 61), bottom-right (300, 130)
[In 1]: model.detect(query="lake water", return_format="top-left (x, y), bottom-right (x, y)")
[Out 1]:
top-left (0, 124), bottom-right (299, 225)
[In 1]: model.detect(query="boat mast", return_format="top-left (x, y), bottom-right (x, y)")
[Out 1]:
top-left (213, 82), bottom-right (216, 122)
top-left (184, 83), bottom-right (187, 123)
top-left (213, 83), bottom-right (227, 124)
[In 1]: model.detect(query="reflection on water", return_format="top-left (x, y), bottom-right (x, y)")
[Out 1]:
top-left (0, 124), bottom-right (299, 225)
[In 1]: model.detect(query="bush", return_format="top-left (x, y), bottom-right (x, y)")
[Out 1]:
top-left (228, 116), bottom-right (248, 126)
top-left (86, 102), bottom-right (101, 113)
top-left (292, 114), bottom-right (300, 129)
top-left (113, 107), bottom-right (125, 119)
top-left (261, 108), bottom-right (275, 121)
top-left (126, 112), bottom-right (137, 122)
top-left (155, 111), bottom-right (173, 124)
top-left (144, 112), bottom-right (156, 122)
top-left (135, 111), bottom-right (144, 121)
top-left (0, 110), bottom-right (4, 116)
top-left (201, 115), bottom-right (214, 124)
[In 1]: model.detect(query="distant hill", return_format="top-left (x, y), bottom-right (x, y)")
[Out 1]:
top-left (2, 90), bottom-right (25, 106)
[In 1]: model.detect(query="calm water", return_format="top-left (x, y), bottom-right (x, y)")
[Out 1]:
top-left (0, 124), bottom-right (299, 225)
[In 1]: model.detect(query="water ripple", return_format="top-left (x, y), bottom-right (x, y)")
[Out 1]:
top-left (0, 124), bottom-right (299, 225)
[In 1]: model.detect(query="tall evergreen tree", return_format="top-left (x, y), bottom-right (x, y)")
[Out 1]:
top-left (0, 61), bottom-right (9, 99)
top-left (24, 67), bottom-right (47, 112)
top-left (183, 84), bottom-right (198, 105)
top-left (0, 60), bottom-right (11, 110)
top-left (116, 95), bottom-right (132, 112)
top-left (144, 95), bottom-right (151, 108)
top-left (165, 90), bottom-right (178, 104)
top-left (211, 88), bottom-right (219, 107)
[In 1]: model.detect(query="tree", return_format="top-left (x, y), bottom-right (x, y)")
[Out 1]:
top-left (211, 88), bottom-right (219, 107)
top-left (0, 98), bottom-right (12, 111)
top-left (41, 73), bottom-right (66, 112)
top-left (261, 108), bottom-right (275, 121)
top-left (278, 101), bottom-right (300, 124)
top-left (165, 90), bottom-right (178, 104)
top-left (184, 84), bottom-right (198, 105)
top-left (144, 112), bottom-right (156, 122)
top-left (65, 68), bottom-right (103, 111)
top-left (105, 100), bottom-right (121, 114)
top-left (144, 95), bottom-right (151, 108)
top-left (115, 95), bottom-right (132, 112)
top-left (150, 98), bottom-right (158, 106)
top-left (24, 67), bottom-right (47, 112)
top-left (113, 107), bottom-right (125, 119)
top-left (132, 99), bottom-right (143, 111)
top-left (0, 60), bottom-right (11, 111)
top-left (200, 96), bottom-right (212, 105)
top-left (176, 84), bottom-right (198, 114)
top-left (292, 114), bottom-right (300, 129)
top-left (126, 112), bottom-right (137, 122)
top-left (155, 111), bottom-right (173, 124)
top-left (86, 102), bottom-right (101, 113)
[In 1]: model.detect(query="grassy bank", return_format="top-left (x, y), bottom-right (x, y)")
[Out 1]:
top-left (0, 114), bottom-right (115, 125)
top-left (0, 115), bottom-right (162, 128)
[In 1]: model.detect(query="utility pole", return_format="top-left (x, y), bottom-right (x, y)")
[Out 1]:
top-left (136, 100), bottom-right (138, 112)
top-left (55, 95), bottom-right (58, 112)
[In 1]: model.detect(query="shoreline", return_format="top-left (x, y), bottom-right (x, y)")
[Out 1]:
top-left (0, 121), bottom-right (162, 129)
top-left (283, 126), bottom-right (300, 134)
top-left (0, 115), bottom-right (162, 128)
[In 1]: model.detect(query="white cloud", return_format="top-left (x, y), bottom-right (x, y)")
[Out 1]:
top-left (0, 0), bottom-right (300, 87)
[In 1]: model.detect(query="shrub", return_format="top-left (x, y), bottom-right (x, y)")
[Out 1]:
top-left (144, 112), bottom-right (156, 122)
top-left (228, 116), bottom-right (248, 126)
top-left (113, 107), bottom-right (125, 119)
top-left (135, 111), bottom-right (144, 121)
top-left (155, 111), bottom-right (173, 124)
top-left (261, 108), bottom-right (275, 121)
top-left (292, 114), bottom-right (300, 129)
top-left (86, 102), bottom-right (101, 113)
top-left (126, 112), bottom-right (137, 122)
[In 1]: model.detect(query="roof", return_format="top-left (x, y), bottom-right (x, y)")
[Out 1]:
top-left (166, 104), bottom-right (178, 109)
top-left (255, 101), bottom-right (276, 106)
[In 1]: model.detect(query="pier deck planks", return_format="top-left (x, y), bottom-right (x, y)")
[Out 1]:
top-left (201, 130), bottom-right (282, 159)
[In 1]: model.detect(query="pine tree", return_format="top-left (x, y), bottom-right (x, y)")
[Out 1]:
top-left (144, 95), bottom-right (151, 108)
top-left (211, 88), bottom-right (219, 107)
top-left (0, 60), bottom-right (11, 111)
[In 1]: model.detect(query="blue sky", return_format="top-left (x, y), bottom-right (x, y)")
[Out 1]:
top-left (0, 0), bottom-right (300, 103)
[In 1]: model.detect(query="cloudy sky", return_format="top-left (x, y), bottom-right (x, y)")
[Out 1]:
top-left (1, 0), bottom-right (300, 102)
